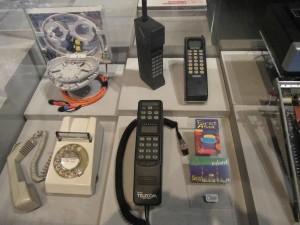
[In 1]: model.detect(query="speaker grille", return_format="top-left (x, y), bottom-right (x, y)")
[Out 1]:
top-left (137, 176), bottom-right (158, 185)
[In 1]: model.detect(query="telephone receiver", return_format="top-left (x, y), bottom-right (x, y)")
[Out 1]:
top-left (7, 130), bottom-right (48, 213)
top-left (115, 100), bottom-right (188, 225)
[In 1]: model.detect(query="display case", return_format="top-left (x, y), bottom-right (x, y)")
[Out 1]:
top-left (0, 0), bottom-right (298, 225)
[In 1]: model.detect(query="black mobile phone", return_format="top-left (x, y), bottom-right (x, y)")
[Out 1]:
top-left (184, 36), bottom-right (208, 102)
top-left (133, 100), bottom-right (163, 205)
top-left (134, 16), bottom-right (165, 90)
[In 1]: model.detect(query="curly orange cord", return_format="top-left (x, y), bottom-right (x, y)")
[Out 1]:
top-left (61, 74), bottom-right (108, 108)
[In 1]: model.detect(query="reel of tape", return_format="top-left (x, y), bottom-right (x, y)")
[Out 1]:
top-left (47, 54), bottom-right (99, 91)
top-left (45, 116), bottom-right (104, 195)
top-left (26, 7), bottom-right (112, 93)
top-left (41, 13), bottom-right (100, 57)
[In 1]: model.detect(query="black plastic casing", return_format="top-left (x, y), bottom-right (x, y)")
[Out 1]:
top-left (184, 36), bottom-right (208, 102)
top-left (134, 16), bottom-right (165, 90)
top-left (133, 100), bottom-right (163, 206)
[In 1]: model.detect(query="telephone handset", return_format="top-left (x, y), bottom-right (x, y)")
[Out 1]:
top-left (115, 100), bottom-right (188, 225)
top-left (184, 36), bottom-right (208, 102)
top-left (134, 100), bottom-right (163, 205)
top-left (7, 130), bottom-right (48, 213)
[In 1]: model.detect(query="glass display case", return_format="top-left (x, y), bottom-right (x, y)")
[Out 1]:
top-left (0, 0), bottom-right (299, 225)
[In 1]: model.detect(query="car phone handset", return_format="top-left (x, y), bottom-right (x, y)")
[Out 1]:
top-left (134, 0), bottom-right (165, 90)
top-left (115, 100), bottom-right (188, 225)
top-left (134, 100), bottom-right (164, 206)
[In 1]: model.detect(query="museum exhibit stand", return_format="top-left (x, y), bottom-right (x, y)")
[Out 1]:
top-left (0, 1), bottom-right (299, 225)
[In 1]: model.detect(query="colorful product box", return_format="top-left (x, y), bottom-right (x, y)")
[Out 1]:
top-left (189, 156), bottom-right (230, 184)
top-left (195, 119), bottom-right (221, 156)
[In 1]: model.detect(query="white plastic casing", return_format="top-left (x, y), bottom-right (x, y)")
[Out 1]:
top-left (45, 116), bottom-right (103, 195)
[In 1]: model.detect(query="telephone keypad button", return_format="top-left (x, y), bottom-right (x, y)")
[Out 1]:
top-left (141, 106), bottom-right (161, 120)
top-left (186, 48), bottom-right (206, 77)
top-left (137, 135), bottom-right (160, 162)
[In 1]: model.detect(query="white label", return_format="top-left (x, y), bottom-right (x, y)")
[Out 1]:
top-left (61, 157), bottom-right (80, 169)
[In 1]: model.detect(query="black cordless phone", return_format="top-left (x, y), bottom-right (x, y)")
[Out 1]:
top-left (184, 36), bottom-right (208, 102)
top-left (134, 16), bottom-right (165, 90)
top-left (133, 100), bottom-right (163, 206)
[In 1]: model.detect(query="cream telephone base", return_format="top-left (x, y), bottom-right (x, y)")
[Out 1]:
top-left (45, 116), bottom-right (103, 195)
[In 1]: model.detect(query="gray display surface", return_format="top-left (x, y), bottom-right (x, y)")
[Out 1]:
top-left (1, 0), bottom-right (299, 223)
top-left (0, 49), bottom-right (295, 225)
top-left (234, 107), bottom-right (295, 225)
top-left (99, 116), bottom-right (248, 225)
top-left (221, 51), bottom-right (300, 225)
top-left (24, 64), bottom-right (124, 120)
top-left (0, 119), bottom-right (116, 225)
top-left (221, 51), bottom-right (272, 106)
top-left (118, 58), bottom-right (229, 117)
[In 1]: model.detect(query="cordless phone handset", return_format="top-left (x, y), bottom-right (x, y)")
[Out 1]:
top-left (184, 36), bottom-right (208, 102)
top-left (133, 100), bottom-right (164, 206)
